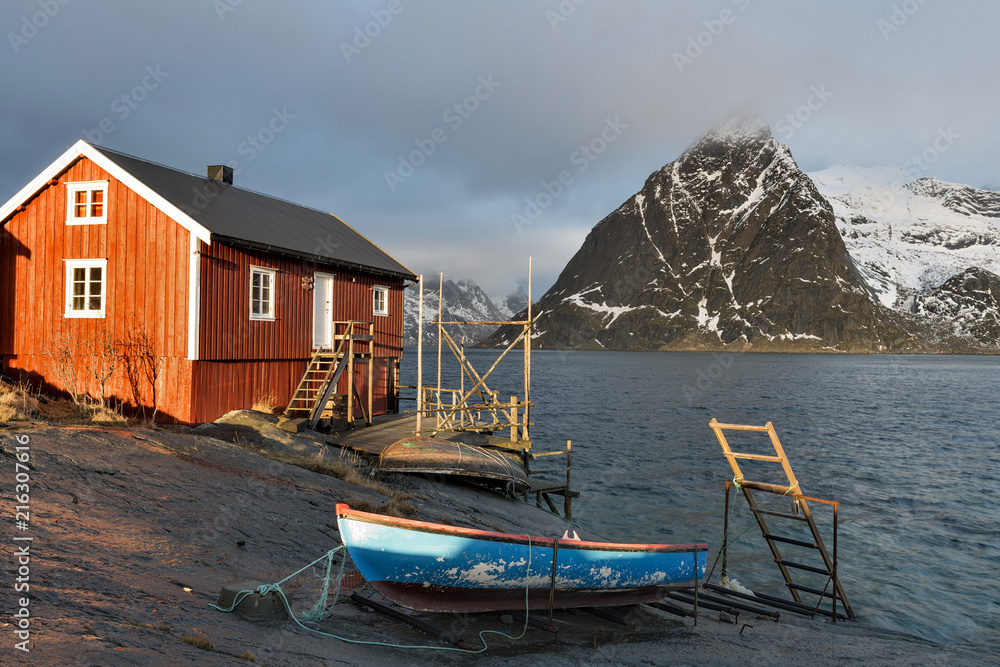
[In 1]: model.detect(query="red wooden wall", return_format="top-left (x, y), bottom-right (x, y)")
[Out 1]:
top-left (0, 156), bottom-right (194, 421)
top-left (197, 241), bottom-right (405, 361)
top-left (192, 240), bottom-right (405, 422)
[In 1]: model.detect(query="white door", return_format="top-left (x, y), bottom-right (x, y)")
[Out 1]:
top-left (312, 273), bottom-right (335, 348)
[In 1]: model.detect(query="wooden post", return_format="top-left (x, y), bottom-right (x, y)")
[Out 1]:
top-left (510, 395), bottom-right (518, 443)
top-left (523, 257), bottom-right (531, 445)
top-left (416, 275), bottom-right (423, 436)
top-left (693, 547), bottom-right (699, 626)
top-left (565, 440), bottom-right (572, 519)
top-left (347, 321), bottom-right (355, 425)
top-left (547, 538), bottom-right (559, 629)
top-left (436, 272), bottom-right (444, 431)
top-left (367, 321), bottom-right (373, 426)
top-left (460, 335), bottom-right (465, 428)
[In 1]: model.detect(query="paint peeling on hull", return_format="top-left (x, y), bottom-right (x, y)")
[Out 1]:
top-left (336, 504), bottom-right (708, 613)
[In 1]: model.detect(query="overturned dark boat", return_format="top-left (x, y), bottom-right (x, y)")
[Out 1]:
top-left (376, 436), bottom-right (529, 494)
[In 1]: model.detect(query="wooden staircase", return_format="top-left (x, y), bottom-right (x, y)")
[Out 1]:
top-left (709, 419), bottom-right (854, 621)
top-left (284, 321), bottom-right (375, 430)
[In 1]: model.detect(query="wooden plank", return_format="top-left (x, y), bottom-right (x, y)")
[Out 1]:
top-left (724, 452), bottom-right (783, 462)
top-left (710, 421), bottom-right (771, 432)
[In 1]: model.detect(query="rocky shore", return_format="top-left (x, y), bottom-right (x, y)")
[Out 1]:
top-left (1, 417), bottom-right (993, 666)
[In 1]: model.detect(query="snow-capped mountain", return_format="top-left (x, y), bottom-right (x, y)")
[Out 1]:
top-left (486, 118), bottom-right (902, 352)
top-left (496, 286), bottom-right (529, 319)
top-left (402, 279), bottom-right (524, 346)
top-left (484, 120), bottom-right (1000, 352)
top-left (914, 267), bottom-right (1000, 343)
top-left (810, 166), bottom-right (1000, 310)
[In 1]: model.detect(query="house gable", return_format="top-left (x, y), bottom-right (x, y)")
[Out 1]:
top-left (0, 154), bottom-right (195, 421)
top-left (0, 140), bottom-right (211, 244)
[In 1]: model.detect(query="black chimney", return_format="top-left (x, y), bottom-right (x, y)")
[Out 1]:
top-left (206, 165), bottom-right (233, 185)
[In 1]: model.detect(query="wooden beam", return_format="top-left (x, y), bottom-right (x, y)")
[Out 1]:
top-left (416, 275), bottom-right (423, 435)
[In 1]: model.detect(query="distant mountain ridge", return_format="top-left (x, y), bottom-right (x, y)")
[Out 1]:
top-left (810, 166), bottom-right (1000, 308)
top-left (402, 279), bottom-right (526, 346)
top-left (483, 121), bottom-right (1000, 353)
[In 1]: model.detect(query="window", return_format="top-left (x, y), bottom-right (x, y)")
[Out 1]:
top-left (65, 259), bottom-right (107, 318)
top-left (373, 285), bottom-right (388, 316)
top-left (66, 181), bottom-right (108, 225)
top-left (250, 267), bottom-right (276, 320)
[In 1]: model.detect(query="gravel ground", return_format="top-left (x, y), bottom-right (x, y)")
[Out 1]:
top-left (0, 418), bottom-right (994, 666)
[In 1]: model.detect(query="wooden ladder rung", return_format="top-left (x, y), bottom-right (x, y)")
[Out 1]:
top-left (725, 452), bottom-right (783, 463)
top-left (763, 533), bottom-right (818, 549)
top-left (775, 559), bottom-right (830, 575)
top-left (788, 583), bottom-right (840, 599)
top-left (711, 422), bottom-right (771, 432)
top-left (736, 479), bottom-right (800, 494)
top-left (751, 507), bottom-right (810, 521)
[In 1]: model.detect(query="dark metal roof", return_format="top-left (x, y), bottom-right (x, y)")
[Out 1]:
top-left (91, 145), bottom-right (416, 280)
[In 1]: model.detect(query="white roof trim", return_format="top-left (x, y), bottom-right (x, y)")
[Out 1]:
top-left (0, 139), bottom-right (212, 244)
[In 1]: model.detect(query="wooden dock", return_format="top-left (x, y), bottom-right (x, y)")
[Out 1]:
top-left (329, 414), bottom-right (579, 520)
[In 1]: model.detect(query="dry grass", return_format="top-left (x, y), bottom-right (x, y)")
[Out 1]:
top-left (74, 402), bottom-right (129, 425)
top-left (347, 495), bottom-right (416, 517)
top-left (376, 497), bottom-right (417, 517)
top-left (251, 392), bottom-right (280, 414)
top-left (0, 379), bottom-right (135, 426)
top-left (240, 650), bottom-right (256, 662)
top-left (250, 448), bottom-right (415, 516)
top-left (180, 632), bottom-right (214, 651)
top-left (0, 381), bottom-right (40, 421)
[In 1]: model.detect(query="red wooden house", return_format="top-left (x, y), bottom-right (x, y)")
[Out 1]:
top-left (0, 140), bottom-right (416, 424)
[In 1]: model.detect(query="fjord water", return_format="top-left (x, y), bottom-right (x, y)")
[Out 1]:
top-left (400, 349), bottom-right (999, 659)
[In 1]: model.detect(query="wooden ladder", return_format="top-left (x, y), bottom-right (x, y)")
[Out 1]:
top-left (284, 321), bottom-right (376, 430)
top-left (709, 419), bottom-right (854, 620)
top-left (284, 336), bottom-right (350, 429)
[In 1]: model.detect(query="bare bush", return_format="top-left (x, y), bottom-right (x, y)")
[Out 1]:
top-left (47, 326), bottom-right (83, 405)
top-left (82, 324), bottom-right (119, 411)
top-left (119, 319), bottom-right (162, 421)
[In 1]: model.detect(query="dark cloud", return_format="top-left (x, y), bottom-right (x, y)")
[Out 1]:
top-left (2, 0), bottom-right (997, 297)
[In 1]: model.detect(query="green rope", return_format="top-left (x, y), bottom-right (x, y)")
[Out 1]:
top-left (211, 539), bottom-right (535, 653)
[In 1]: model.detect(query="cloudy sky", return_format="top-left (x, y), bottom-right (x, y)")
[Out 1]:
top-left (2, 0), bottom-right (997, 299)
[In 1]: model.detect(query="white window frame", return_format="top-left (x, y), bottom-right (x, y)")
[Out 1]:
top-left (66, 180), bottom-right (108, 225)
top-left (64, 259), bottom-right (107, 318)
top-left (373, 285), bottom-right (389, 316)
top-left (250, 266), bottom-right (277, 320)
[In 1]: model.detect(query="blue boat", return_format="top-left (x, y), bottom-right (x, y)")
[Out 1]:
top-left (336, 504), bottom-right (708, 613)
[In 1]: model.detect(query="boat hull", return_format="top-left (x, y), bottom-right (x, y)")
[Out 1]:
top-left (376, 436), bottom-right (529, 494)
top-left (336, 504), bottom-right (708, 613)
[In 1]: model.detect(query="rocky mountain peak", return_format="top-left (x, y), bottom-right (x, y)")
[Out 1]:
top-left (497, 286), bottom-right (529, 319)
top-left (484, 122), bottom-right (899, 351)
top-left (907, 178), bottom-right (1000, 219)
top-left (914, 267), bottom-right (1000, 343)
top-left (699, 113), bottom-right (773, 145)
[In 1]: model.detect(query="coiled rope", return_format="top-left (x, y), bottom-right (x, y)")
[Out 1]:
top-left (211, 539), bottom-right (535, 653)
